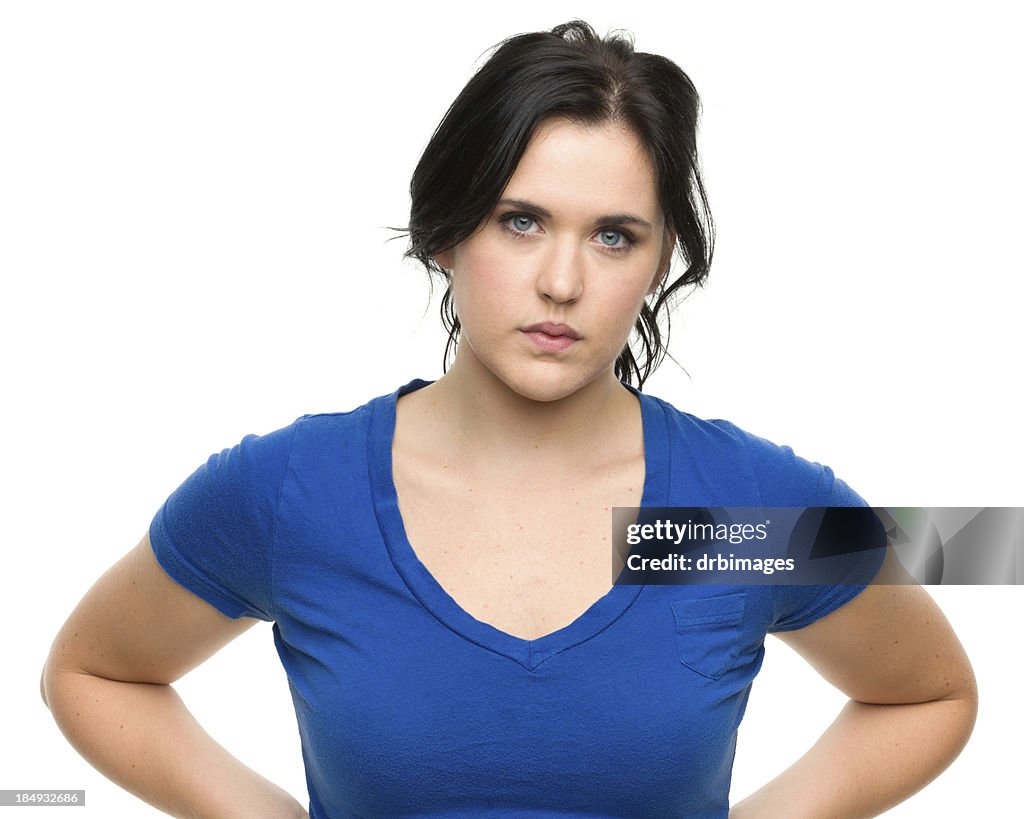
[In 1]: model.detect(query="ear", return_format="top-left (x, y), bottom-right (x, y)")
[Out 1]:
top-left (433, 248), bottom-right (454, 273)
top-left (648, 229), bottom-right (676, 296)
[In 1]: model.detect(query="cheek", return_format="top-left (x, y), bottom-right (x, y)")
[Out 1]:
top-left (595, 282), bottom-right (650, 330)
top-left (450, 244), bottom-right (516, 317)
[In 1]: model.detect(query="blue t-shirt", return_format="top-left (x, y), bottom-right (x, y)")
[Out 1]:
top-left (150, 378), bottom-right (876, 818)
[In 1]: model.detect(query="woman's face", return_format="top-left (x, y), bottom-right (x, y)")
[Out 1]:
top-left (437, 117), bottom-right (673, 403)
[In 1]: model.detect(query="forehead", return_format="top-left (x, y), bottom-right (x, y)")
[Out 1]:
top-left (501, 118), bottom-right (662, 224)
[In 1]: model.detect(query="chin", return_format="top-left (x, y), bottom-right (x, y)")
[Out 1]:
top-left (496, 363), bottom-right (603, 404)
top-left (457, 338), bottom-right (615, 404)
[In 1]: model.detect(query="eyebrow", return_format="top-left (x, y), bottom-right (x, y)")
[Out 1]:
top-left (495, 198), bottom-right (655, 231)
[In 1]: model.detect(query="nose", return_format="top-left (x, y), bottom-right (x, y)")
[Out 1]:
top-left (535, 239), bottom-right (584, 304)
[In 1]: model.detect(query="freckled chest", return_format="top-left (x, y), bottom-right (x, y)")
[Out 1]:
top-left (391, 445), bottom-right (645, 642)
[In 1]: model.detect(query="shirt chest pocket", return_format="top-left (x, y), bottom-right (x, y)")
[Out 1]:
top-left (670, 593), bottom-right (748, 680)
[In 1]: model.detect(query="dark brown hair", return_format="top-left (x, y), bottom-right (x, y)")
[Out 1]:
top-left (404, 20), bottom-right (714, 388)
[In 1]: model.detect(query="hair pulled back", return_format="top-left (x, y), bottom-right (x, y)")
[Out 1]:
top-left (405, 20), bottom-right (714, 389)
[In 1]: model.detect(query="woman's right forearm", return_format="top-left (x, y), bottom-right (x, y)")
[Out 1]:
top-left (42, 666), bottom-right (307, 818)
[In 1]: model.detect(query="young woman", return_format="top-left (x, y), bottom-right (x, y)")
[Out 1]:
top-left (41, 21), bottom-right (977, 818)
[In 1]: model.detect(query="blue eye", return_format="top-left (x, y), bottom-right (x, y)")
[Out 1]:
top-left (599, 230), bottom-right (624, 246)
top-left (499, 213), bottom-right (540, 239)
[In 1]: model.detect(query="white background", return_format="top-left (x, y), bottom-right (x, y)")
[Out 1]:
top-left (2, 1), bottom-right (1020, 815)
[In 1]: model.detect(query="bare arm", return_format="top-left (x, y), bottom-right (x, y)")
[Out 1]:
top-left (730, 550), bottom-right (978, 818)
top-left (41, 533), bottom-right (307, 819)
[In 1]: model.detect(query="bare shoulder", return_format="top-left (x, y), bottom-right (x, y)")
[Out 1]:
top-left (773, 548), bottom-right (978, 706)
top-left (43, 532), bottom-right (259, 692)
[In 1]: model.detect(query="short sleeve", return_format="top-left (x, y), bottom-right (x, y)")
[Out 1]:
top-left (768, 469), bottom-right (886, 632)
top-left (148, 423), bottom-right (298, 621)
top-left (719, 422), bottom-right (885, 632)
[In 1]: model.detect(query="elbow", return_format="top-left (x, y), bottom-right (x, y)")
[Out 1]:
top-left (940, 654), bottom-right (979, 757)
top-left (949, 685), bottom-right (978, 766)
top-left (959, 665), bottom-right (979, 740)
top-left (40, 660), bottom-right (56, 711)
top-left (40, 656), bottom-right (70, 713)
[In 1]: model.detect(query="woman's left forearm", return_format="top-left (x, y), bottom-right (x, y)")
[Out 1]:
top-left (730, 688), bottom-right (978, 818)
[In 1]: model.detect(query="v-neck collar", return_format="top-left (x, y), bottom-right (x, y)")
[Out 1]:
top-left (368, 378), bottom-right (670, 672)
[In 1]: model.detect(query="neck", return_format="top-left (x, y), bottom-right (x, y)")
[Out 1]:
top-left (412, 350), bottom-right (640, 466)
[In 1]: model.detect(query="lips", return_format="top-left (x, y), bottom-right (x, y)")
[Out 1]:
top-left (521, 322), bottom-right (582, 340)
top-left (520, 322), bottom-right (581, 353)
